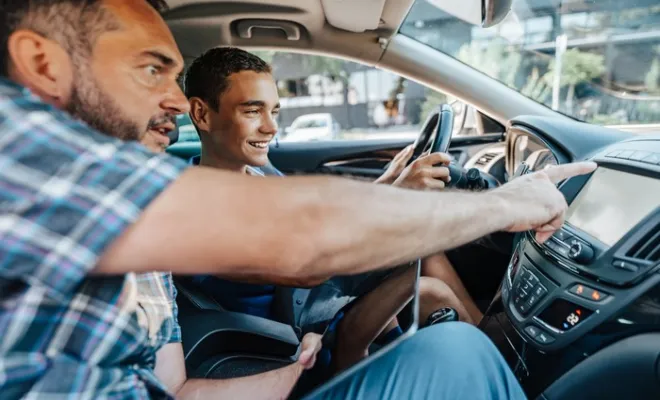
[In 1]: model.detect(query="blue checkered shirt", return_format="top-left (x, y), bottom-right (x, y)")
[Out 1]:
top-left (0, 78), bottom-right (188, 399)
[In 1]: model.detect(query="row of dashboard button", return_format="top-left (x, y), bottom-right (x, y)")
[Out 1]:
top-left (545, 230), bottom-right (594, 264)
top-left (606, 150), bottom-right (660, 165)
top-left (513, 268), bottom-right (547, 315)
top-left (569, 283), bottom-right (608, 302)
top-left (524, 325), bottom-right (555, 345)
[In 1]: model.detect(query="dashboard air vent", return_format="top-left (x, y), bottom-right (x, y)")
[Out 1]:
top-left (474, 152), bottom-right (497, 168)
top-left (626, 226), bottom-right (660, 263)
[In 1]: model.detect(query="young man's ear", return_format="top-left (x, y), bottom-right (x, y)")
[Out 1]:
top-left (189, 97), bottom-right (211, 133)
top-left (7, 29), bottom-right (74, 107)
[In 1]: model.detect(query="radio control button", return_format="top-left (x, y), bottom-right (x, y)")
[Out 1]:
top-left (534, 285), bottom-right (547, 298)
top-left (524, 325), bottom-right (541, 338)
top-left (518, 301), bottom-right (531, 314)
top-left (568, 239), bottom-right (594, 264)
top-left (521, 268), bottom-right (534, 282)
top-left (526, 294), bottom-right (539, 308)
top-left (613, 260), bottom-right (639, 272)
top-left (535, 331), bottom-right (555, 345)
top-left (569, 284), bottom-right (608, 302)
top-left (552, 230), bottom-right (574, 243)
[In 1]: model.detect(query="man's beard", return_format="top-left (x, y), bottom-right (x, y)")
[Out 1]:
top-left (65, 66), bottom-right (143, 141)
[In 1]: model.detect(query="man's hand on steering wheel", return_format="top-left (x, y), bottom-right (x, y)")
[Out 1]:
top-left (376, 146), bottom-right (452, 190)
top-left (392, 151), bottom-right (452, 191)
top-left (375, 145), bottom-right (415, 185)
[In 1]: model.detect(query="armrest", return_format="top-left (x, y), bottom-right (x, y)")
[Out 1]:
top-left (179, 309), bottom-right (301, 372)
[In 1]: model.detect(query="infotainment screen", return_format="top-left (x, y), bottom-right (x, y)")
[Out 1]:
top-left (565, 167), bottom-right (660, 246)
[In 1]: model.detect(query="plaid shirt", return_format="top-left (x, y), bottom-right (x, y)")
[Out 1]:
top-left (0, 78), bottom-right (188, 399)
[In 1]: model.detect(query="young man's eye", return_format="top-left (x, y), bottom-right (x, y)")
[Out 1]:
top-left (272, 109), bottom-right (280, 116)
top-left (245, 109), bottom-right (260, 115)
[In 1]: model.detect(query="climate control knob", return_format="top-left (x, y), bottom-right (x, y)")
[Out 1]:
top-left (568, 240), bottom-right (594, 264)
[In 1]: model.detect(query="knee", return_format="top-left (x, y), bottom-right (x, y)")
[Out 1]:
top-left (390, 323), bottom-right (525, 399)
top-left (419, 277), bottom-right (454, 301)
top-left (410, 322), bottom-right (489, 350)
top-left (402, 322), bottom-right (506, 368)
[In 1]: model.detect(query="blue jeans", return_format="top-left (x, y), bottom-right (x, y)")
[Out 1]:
top-left (304, 322), bottom-right (526, 400)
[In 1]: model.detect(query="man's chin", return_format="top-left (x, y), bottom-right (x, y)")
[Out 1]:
top-left (249, 156), bottom-right (269, 167)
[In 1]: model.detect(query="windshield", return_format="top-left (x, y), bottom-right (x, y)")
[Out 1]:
top-left (401, 0), bottom-right (660, 126)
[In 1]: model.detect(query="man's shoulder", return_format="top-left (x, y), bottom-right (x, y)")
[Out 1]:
top-left (0, 78), bottom-right (188, 296)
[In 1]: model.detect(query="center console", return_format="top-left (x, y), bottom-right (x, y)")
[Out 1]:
top-left (479, 135), bottom-right (660, 398)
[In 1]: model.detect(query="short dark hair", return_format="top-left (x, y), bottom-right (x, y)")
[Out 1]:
top-left (0, 0), bottom-right (169, 76)
top-left (184, 47), bottom-right (272, 111)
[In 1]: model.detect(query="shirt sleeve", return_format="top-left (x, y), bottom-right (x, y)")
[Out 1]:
top-left (168, 277), bottom-right (183, 343)
top-left (0, 90), bottom-right (188, 299)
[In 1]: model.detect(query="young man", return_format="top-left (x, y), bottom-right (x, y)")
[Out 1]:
top-left (183, 47), bottom-right (481, 325)
top-left (0, 0), bottom-right (594, 399)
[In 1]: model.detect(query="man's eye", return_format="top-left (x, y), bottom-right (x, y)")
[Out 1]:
top-left (141, 65), bottom-right (164, 84)
top-left (146, 65), bottom-right (161, 75)
top-left (246, 110), bottom-right (260, 115)
top-left (272, 110), bottom-right (280, 116)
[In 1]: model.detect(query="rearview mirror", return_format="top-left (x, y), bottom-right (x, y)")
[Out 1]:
top-left (427, 0), bottom-right (512, 27)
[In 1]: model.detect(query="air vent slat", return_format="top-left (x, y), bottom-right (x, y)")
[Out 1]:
top-left (627, 226), bottom-right (660, 263)
top-left (649, 246), bottom-right (660, 262)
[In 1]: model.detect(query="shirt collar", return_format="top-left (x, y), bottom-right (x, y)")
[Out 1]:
top-left (189, 155), bottom-right (264, 176)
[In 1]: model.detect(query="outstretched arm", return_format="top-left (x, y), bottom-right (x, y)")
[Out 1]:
top-left (97, 162), bottom-right (596, 285)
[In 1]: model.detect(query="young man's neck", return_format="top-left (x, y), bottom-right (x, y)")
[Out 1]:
top-left (199, 150), bottom-right (248, 174)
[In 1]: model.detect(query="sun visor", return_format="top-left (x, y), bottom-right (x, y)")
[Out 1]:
top-left (321, 0), bottom-right (387, 33)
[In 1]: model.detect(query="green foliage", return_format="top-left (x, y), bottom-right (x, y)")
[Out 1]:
top-left (521, 67), bottom-right (551, 102)
top-left (544, 48), bottom-right (605, 87)
top-left (588, 113), bottom-right (626, 125)
top-left (456, 42), bottom-right (522, 87)
top-left (418, 89), bottom-right (448, 124)
top-left (644, 56), bottom-right (660, 94)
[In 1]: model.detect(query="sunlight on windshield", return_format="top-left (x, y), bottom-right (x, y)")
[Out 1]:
top-left (401, 0), bottom-right (660, 126)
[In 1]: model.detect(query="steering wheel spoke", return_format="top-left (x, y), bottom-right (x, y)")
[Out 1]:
top-left (408, 104), bottom-right (455, 166)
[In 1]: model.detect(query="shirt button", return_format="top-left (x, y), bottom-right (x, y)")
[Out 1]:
top-left (296, 299), bottom-right (303, 305)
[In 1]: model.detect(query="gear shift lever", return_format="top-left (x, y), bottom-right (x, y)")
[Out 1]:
top-left (425, 307), bottom-right (459, 326)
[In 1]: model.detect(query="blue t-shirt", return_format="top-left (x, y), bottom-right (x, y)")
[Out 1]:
top-left (189, 155), bottom-right (278, 319)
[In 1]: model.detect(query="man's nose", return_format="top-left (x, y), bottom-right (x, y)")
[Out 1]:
top-left (161, 83), bottom-right (190, 115)
top-left (261, 114), bottom-right (279, 134)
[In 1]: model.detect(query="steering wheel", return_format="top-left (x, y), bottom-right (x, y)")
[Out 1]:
top-left (406, 104), bottom-right (500, 190)
top-left (407, 104), bottom-right (454, 166)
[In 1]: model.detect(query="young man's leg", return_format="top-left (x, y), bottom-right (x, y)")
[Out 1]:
top-left (304, 322), bottom-right (526, 400)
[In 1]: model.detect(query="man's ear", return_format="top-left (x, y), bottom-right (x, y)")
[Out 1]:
top-left (189, 97), bottom-right (211, 133)
top-left (7, 29), bottom-right (74, 106)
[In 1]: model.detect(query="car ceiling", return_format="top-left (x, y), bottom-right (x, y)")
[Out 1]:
top-left (163, 0), bottom-right (565, 125)
top-left (164, 0), bottom-right (415, 65)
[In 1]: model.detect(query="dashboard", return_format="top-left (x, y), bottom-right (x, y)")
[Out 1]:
top-left (478, 117), bottom-right (660, 398)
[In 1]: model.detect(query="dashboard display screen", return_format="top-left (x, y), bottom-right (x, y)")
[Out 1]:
top-left (538, 299), bottom-right (594, 332)
top-left (565, 167), bottom-right (660, 246)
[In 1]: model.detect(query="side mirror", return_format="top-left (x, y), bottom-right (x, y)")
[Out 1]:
top-left (427, 0), bottom-right (512, 27)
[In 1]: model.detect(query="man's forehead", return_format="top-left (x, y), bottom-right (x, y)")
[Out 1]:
top-left (225, 71), bottom-right (277, 101)
top-left (101, 0), bottom-right (184, 67)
